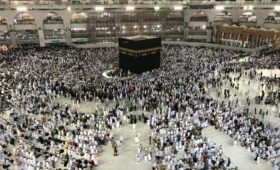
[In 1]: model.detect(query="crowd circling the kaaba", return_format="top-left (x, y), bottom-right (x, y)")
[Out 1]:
top-left (0, 45), bottom-right (279, 170)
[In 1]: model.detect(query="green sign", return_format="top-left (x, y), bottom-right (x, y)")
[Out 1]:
top-left (0, 40), bottom-right (8, 44)
top-left (74, 38), bottom-right (88, 42)
top-left (22, 40), bottom-right (34, 44)
top-left (51, 39), bottom-right (61, 43)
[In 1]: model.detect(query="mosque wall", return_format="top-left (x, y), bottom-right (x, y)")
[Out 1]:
top-left (0, 8), bottom-right (278, 47)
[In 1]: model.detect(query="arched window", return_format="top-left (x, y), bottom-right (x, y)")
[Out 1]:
top-left (214, 10), bottom-right (232, 22)
top-left (44, 12), bottom-right (63, 24)
top-left (14, 12), bottom-right (35, 24)
top-left (70, 12), bottom-right (88, 24)
top-left (239, 11), bottom-right (257, 23)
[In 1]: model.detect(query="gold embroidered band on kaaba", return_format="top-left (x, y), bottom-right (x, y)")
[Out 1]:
top-left (119, 47), bottom-right (161, 53)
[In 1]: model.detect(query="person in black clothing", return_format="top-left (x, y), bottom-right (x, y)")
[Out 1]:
top-left (227, 157), bottom-right (231, 167)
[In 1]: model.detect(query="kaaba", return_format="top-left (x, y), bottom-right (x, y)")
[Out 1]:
top-left (118, 35), bottom-right (161, 74)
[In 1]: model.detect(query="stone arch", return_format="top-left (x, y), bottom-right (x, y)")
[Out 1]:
top-left (239, 11), bottom-right (257, 23)
top-left (264, 11), bottom-right (280, 23)
top-left (0, 16), bottom-right (9, 43)
top-left (70, 12), bottom-right (89, 42)
top-left (70, 12), bottom-right (88, 24)
top-left (43, 12), bottom-right (64, 24)
top-left (214, 10), bottom-right (232, 22)
top-left (14, 12), bottom-right (35, 24)
top-left (190, 10), bottom-right (208, 22)
top-left (0, 16), bottom-right (7, 25)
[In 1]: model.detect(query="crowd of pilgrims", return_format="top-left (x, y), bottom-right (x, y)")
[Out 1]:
top-left (0, 45), bottom-right (279, 170)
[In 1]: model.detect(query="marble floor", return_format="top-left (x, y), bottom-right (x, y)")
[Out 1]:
top-left (202, 127), bottom-right (271, 170)
top-left (208, 70), bottom-right (279, 126)
top-left (49, 69), bottom-right (280, 170)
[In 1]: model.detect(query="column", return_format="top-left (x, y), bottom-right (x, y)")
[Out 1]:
top-left (65, 29), bottom-right (72, 45)
top-left (9, 31), bottom-right (18, 48)
top-left (207, 29), bottom-right (212, 43)
top-left (262, 0), bottom-right (271, 4)
top-left (88, 13), bottom-right (96, 43)
top-left (236, 0), bottom-right (245, 5)
top-left (115, 14), bottom-right (120, 42)
top-left (184, 22), bottom-right (188, 41)
top-left (38, 29), bottom-right (45, 47)
top-left (63, 18), bottom-right (71, 45)
top-left (138, 12), bottom-right (144, 35)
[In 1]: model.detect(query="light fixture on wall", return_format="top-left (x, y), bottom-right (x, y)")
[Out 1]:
top-left (174, 6), bottom-right (183, 11)
top-left (67, 6), bottom-right (71, 11)
top-left (244, 5), bottom-right (253, 10)
top-left (126, 6), bottom-right (135, 11)
top-left (95, 6), bottom-right (104, 11)
top-left (154, 6), bottom-right (160, 11)
top-left (16, 6), bottom-right (27, 12)
top-left (274, 6), bottom-right (280, 11)
top-left (215, 5), bottom-right (224, 11)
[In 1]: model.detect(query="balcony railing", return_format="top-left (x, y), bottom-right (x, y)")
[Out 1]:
top-left (0, 0), bottom-right (278, 10)
top-left (188, 30), bottom-right (207, 35)
top-left (14, 20), bottom-right (35, 25)
top-left (43, 20), bottom-right (64, 24)
top-left (71, 31), bottom-right (89, 38)
top-left (96, 33), bottom-right (117, 37)
top-left (16, 39), bottom-right (39, 44)
top-left (190, 16), bottom-right (208, 22)
top-left (44, 35), bottom-right (65, 39)
top-left (0, 39), bottom-right (11, 44)
top-left (70, 20), bottom-right (88, 24)
top-left (264, 20), bottom-right (280, 24)
top-left (214, 17), bottom-right (232, 23)
top-left (0, 21), bottom-right (7, 25)
top-left (3, 0), bottom-right (188, 6)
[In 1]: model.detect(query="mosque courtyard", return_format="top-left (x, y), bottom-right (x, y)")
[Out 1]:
top-left (48, 68), bottom-right (279, 170)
